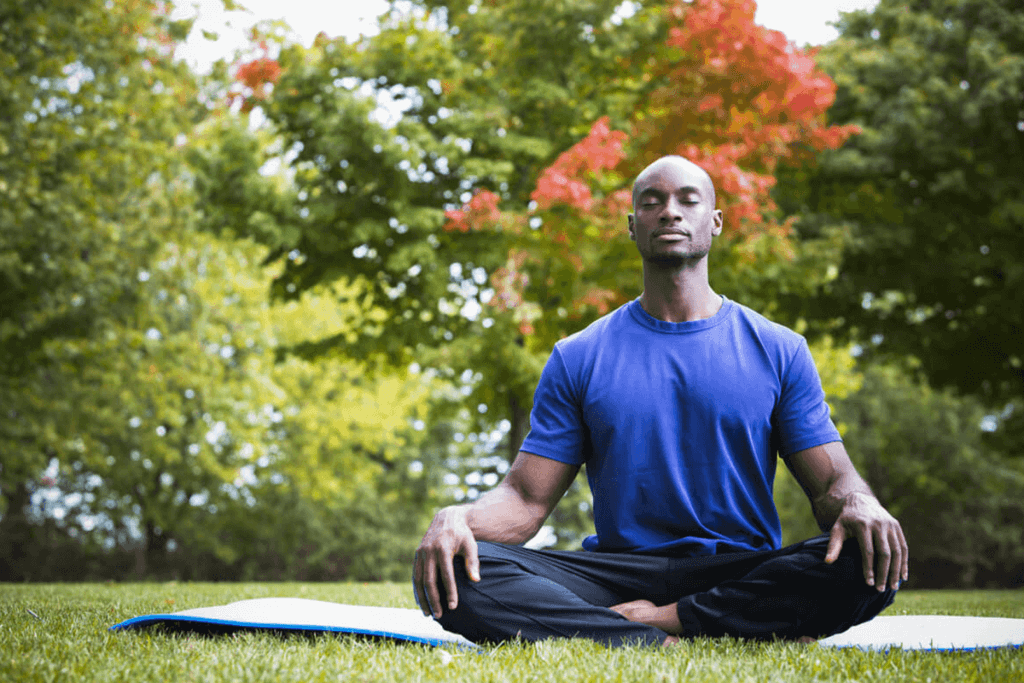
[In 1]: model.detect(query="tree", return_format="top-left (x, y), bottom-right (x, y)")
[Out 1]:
top-left (779, 0), bottom-right (1024, 411)
top-left (185, 0), bottom-right (864, 549)
top-left (197, 0), bottom-right (855, 459)
top-left (0, 0), bottom-right (203, 560)
top-left (4, 226), bottom-right (449, 580)
top-left (0, 0), bottom-right (451, 579)
top-left (833, 363), bottom-right (1024, 587)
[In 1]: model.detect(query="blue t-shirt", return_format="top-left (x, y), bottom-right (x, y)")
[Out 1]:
top-left (520, 296), bottom-right (841, 557)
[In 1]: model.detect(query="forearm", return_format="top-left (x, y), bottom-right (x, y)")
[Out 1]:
top-left (789, 441), bottom-right (876, 532)
top-left (810, 472), bottom-right (875, 532)
top-left (451, 481), bottom-right (548, 545)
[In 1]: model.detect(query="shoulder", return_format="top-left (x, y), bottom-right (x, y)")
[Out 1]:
top-left (554, 300), bottom-right (638, 355)
top-left (727, 299), bottom-right (806, 351)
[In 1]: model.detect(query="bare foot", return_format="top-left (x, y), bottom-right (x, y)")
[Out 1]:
top-left (662, 635), bottom-right (680, 646)
top-left (611, 599), bottom-right (685, 639)
top-left (609, 599), bottom-right (658, 623)
top-left (794, 635), bottom-right (817, 644)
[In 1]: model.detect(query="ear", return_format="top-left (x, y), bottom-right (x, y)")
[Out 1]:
top-left (711, 209), bottom-right (723, 237)
top-left (627, 214), bottom-right (636, 241)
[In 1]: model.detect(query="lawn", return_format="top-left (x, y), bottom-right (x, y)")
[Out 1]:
top-left (2, 583), bottom-right (1022, 682)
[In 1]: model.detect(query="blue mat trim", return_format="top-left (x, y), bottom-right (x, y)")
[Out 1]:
top-left (110, 614), bottom-right (463, 649)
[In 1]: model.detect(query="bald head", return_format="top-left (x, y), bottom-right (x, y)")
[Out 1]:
top-left (632, 155), bottom-right (717, 211)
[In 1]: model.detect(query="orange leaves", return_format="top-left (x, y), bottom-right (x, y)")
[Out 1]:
top-left (531, 117), bottom-right (628, 211)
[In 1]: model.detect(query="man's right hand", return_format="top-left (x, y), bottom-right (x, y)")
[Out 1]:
top-left (413, 505), bottom-right (481, 618)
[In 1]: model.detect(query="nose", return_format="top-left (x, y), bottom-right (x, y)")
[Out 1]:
top-left (660, 196), bottom-right (683, 223)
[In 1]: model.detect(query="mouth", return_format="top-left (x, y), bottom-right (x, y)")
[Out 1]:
top-left (652, 230), bottom-right (689, 241)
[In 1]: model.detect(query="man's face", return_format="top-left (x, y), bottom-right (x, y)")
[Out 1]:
top-left (628, 159), bottom-right (723, 267)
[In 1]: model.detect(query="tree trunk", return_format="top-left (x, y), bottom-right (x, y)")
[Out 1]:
top-left (507, 392), bottom-right (528, 462)
top-left (0, 481), bottom-right (33, 580)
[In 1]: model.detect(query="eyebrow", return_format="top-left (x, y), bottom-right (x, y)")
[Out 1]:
top-left (638, 185), bottom-right (703, 199)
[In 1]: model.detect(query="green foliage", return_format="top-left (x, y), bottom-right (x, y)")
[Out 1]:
top-left (3, 584), bottom-right (1024, 683)
top-left (5, 0), bottom-right (1021, 589)
top-left (3, 231), bottom-right (448, 581)
top-left (831, 363), bottom-right (1024, 588)
top-left (189, 0), bottom-right (663, 438)
top-left (0, 0), bottom-right (199, 487)
top-left (0, 0), bottom-right (455, 581)
top-left (781, 0), bottom-right (1024, 402)
top-left (772, 0), bottom-right (1024, 582)
top-left (187, 0), bottom-right (870, 553)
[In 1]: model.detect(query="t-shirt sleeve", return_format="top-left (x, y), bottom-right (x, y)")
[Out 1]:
top-left (519, 346), bottom-right (588, 466)
top-left (774, 339), bottom-right (842, 458)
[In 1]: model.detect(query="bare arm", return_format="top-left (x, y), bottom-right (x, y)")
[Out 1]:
top-left (784, 441), bottom-right (909, 591)
top-left (413, 452), bottom-right (579, 617)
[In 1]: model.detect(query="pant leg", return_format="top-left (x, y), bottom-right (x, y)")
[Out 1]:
top-left (425, 541), bottom-right (670, 647)
top-left (671, 534), bottom-right (897, 640)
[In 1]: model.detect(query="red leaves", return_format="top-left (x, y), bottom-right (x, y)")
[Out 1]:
top-left (633, 0), bottom-right (859, 237)
top-left (443, 189), bottom-right (502, 233)
top-left (227, 29), bottom-right (282, 114)
top-left (228, 56), bottom-right (281, 113)
top-left (236, 57), bottom-right (281, 91)
top-left (698, 94), bottom-right (724, 113)
top-left (442, 1), bottom-right (861, 340)
top-left (531, 117), bottom-right (628, 211)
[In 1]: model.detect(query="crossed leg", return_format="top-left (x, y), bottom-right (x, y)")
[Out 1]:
top-left (425, 535), bottom-right (896, 647)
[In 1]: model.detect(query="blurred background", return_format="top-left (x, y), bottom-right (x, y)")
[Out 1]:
top-left (1, 0), bottom-right (1021, 588)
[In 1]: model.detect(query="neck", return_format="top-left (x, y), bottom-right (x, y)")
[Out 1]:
top-left (639, 258), bottom-right (722, 323)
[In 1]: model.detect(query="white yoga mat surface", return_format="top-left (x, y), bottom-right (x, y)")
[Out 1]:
top-left (817, 614), bottom-right (1024, 651)
top-left (112, 598), bottom-right (1024, 651)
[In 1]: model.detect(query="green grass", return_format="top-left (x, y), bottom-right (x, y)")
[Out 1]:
top-left (2, 583), bottom-right (1022, 682)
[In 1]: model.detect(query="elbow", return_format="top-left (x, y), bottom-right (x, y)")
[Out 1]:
top-left (503, 507), bottom-right (548, 545)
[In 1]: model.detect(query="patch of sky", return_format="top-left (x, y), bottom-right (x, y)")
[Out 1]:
top-left (524, 525), bottom-right (557, 550)
top-left (609, 1), bottom-right (638, 26)
top-left (235, 465), bottom-right (258, 487)
top-left (205, 420), bottom-right (228, 445)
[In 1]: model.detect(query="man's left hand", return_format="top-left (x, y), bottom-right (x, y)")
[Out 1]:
top-left (824, 491), bottom-right (908, 592)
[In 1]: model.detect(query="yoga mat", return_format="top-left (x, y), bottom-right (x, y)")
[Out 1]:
top-left (111, 597), bottom-right (478, 649)
top-left (112, 598), bottom-right (1024, 651)
top-left (817, 614), bottom-right (1024, 651)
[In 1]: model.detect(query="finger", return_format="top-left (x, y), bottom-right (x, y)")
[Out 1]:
top-left (424, 551), bottom-right (444, 618)
top-left (858, 524), bottom-right (875, 587)
top-left (824, 522), bottom-right (846, 564)
top-left (873, 528), bottom-right (891, 592)
top-left (901, 528), bottom-right (909, 585)
top-left (413, 552), bottom-right (430, 616)
top-left (440, 548), bottom-right (460, 613)
top-left (900, 528), bottom-right (910, 582)
top-left (463, 537), bottom-right (480, 583)
top-left (886, 528), bottom-right (902, 590)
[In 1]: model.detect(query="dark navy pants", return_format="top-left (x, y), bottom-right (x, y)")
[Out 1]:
top-left (424, 534), bottom-right (896, 647)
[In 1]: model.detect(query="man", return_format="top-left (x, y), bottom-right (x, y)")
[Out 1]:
top-left (413, 155), bottom-right (908, 647)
